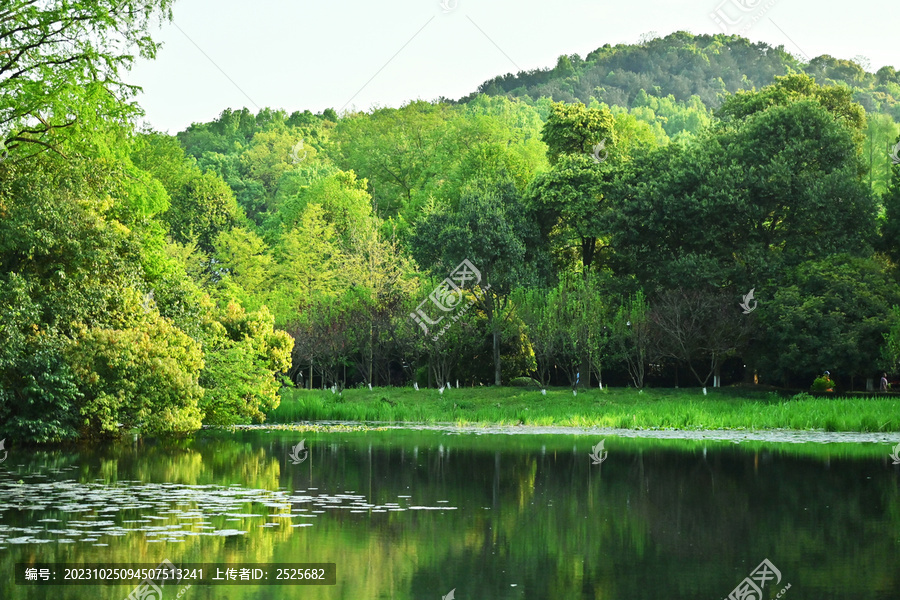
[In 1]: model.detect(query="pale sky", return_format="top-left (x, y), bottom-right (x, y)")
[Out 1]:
top-left (127, 0), bottom-right (898, 134)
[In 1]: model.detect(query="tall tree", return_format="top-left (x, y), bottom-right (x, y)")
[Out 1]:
top-left (411, 176), bottom-right (538, 385)
top-left (609, 98), bottom-right (878, 292)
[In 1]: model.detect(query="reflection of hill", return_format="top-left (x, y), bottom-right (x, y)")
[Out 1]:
top-left (0, 431), bottom-right (898, 599)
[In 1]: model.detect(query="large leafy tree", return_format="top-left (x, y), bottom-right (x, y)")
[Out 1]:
top-left (411, 176), bottom-right (539, 385)
top-left (0, 0), bottom-right (173, 159)
top-left (0, 150), bottom-right (181, 441)
top-left (132, 133), bottom-right (244, 253)
top-left (529, 103), bottom-right (656, 276)
top-left (753, 255), bottom-right (900, 387)
top-left (609, 98), bottom-right (877, 292)
top-left (66, 301), bottom-right (205, 437)
top-left (332, 101), bottom-right (456, 217)
top-left (879, 145), bottom-right (900, 265)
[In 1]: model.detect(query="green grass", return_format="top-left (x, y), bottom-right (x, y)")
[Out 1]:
top-left (266, 386), bottom-right (900, 432)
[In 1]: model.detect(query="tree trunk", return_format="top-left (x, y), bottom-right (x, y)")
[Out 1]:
top-left (368, 318), bottom-right (374, 386)
top-left (493, 326), bottom-right (501, 386)
top-left (581, 237), bottom-right (596, 274)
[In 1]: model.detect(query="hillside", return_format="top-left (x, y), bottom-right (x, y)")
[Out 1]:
top-left (463, 31), bottom-right (900, 121)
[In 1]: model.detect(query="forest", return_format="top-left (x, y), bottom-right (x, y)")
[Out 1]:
top-left (2, 0), bottom-right (900, 443)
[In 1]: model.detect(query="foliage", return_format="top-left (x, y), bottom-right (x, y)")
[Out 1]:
top-left (0, 0), bottom-right (174, 159)
top-left (66, 304), bottom-right (205, 437)
top-left (811, 376), bottom-right (834, 392)
top-left (199, 302), bottom-right (294, 426)
top-left (6, 22), bottom-right (900, 443)
top-left (753, 256), bottom-right (900, 385)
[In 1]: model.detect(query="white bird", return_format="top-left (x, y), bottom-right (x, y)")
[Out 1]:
top-left (439, 387), bottom-right (444, 395)
top-left (368, 383), bottom-right (373, 391)
top-left (414, 382), bottom-right (419, 391)
top-left (541, 389), bottom-right (547, 395)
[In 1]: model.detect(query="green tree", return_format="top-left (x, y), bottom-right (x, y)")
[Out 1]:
top-left (66, 301), bottom-right (205, 437)
top-left (609, 99), bottom-right (878, 292)
top-left (879, 149), bottom-right (900, 264)
top-left (0, 0), bottom-right (174, 159)
top-left (411, 176), bottom-right (539, 385)
top-left (540, 101), bottom-right (615, 165)
top-left (754, 255), bottom-right (900, 386)
top-left (213, 227), bottom-right (275, 309)
top-left (199, 302), bottom-right (293, 425)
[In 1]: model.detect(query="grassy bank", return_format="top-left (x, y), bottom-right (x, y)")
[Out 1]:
top-left (267, 386), bottom-right (900, 432)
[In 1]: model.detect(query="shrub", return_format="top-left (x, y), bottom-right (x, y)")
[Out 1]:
top-left (510, 376), bottom-right (541, 387)
top-left (811, 376), bottom-right (834, 392)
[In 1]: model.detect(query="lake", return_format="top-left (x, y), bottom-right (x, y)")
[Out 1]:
top-left (1, 425), bottom-right (899, 599)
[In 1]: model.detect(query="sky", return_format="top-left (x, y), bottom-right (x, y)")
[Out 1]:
top-left (127, 0), bottom-right (898, 134)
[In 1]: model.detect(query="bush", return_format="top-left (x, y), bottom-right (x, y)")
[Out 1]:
top-left (510, 376), bottom-right (541, 387)
top-left (811, 376), bottom-right (834, 392)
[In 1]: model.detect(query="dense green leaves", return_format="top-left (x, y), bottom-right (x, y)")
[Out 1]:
top-left (0, 0), bottom-right (174, 159)
top-left (753, 256), bottom-right (900, 384)
top-left (5, 20), bottom-right (900, 445)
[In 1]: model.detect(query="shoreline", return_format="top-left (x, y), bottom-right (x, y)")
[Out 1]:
top-left (227, 420), bottom-right (900, 444)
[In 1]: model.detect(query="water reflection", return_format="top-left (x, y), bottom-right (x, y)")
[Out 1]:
top-left (0, 430), bottom-right (898, 599)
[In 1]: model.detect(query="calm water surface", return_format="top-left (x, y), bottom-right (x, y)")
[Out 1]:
top-left (1, 427), bottom-right (899, 599)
